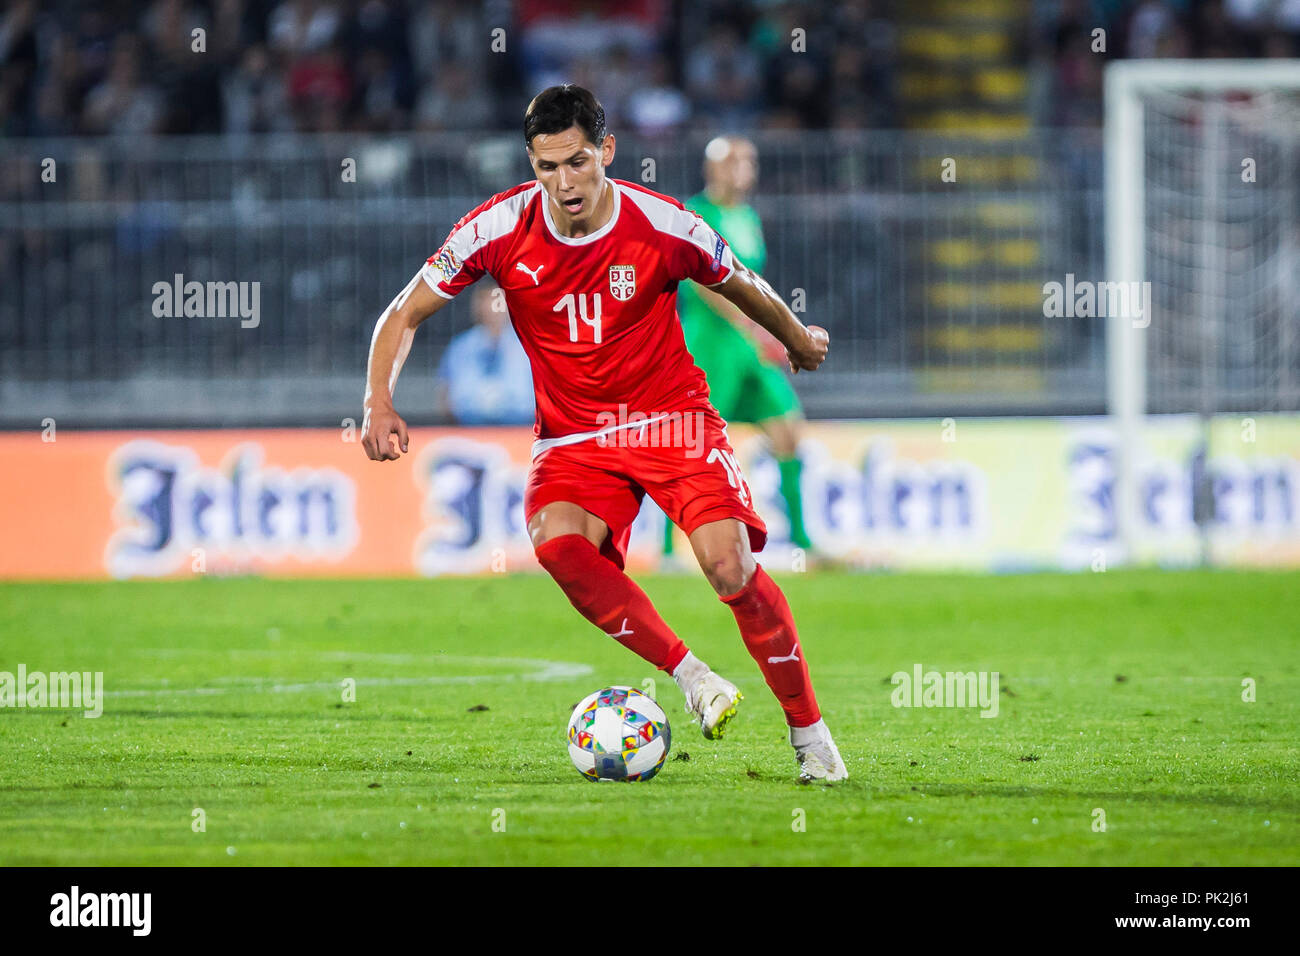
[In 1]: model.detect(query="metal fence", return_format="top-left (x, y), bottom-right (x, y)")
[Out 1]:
top-left (3, 129), bottom-right (1113, 427)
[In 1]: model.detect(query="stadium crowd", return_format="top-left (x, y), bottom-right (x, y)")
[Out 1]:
top-left (1, 0), bottom-right (1297, 139)
top-left (1040, 0), bottom-right (1300, 125)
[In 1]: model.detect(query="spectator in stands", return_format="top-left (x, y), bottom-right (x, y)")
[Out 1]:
top-left (268, 0), bottom-right (341, 58)
top-left (436, 283), bottom-right (535, 426)
top-left (1195, 0), bottom-right (1249, 56)
top-left (71, 7), bottom-right (117, 95)
top-left (287, 40), bottom-right (351, 131)
top-left (1051, 21), bottom-right (1106, 126)
top-left (1225, 0), bottom-right (1300, 54)
top-left (829, 1), bottom-right (898, 127)
top-left (342, 0), bottom-right (414, 129)
top-left (570, 44), bottom-right (640, 130)
top-left (4, 0), bottom-right (1294, 139)
top-left (29, 31), bottom-right (81, 135)
top-left (83, 35), bottom-right (165, 135)
top-left (411, 0), bottom-right (484, 86)
top-left (684, 21), bottom-right (763, 129)
top-left (517, 0), bottom-right (661, 94)
top-left (753, 2), bottom-right (833, 128)
top-left (1126, 0), bottom-right (1191, 58)
top-left (414, 59), bottom-right (495, 131)
top-left (0, 0), bottom-right (39, 137)
top-left (351, 45), bottom-right (408, 130)
top-left (624, 55), bottom-right (691, 134)
top-left (146, 0), bottom-right (224, 132)
top-left (223, 43), bottom-right (294, 133)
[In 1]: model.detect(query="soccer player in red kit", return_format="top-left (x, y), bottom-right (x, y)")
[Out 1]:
top-left (362, 85), bottom-right (846, 782)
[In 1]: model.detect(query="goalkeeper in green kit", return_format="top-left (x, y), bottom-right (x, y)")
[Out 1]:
top-left (663, 135), bottom-right (814, 564)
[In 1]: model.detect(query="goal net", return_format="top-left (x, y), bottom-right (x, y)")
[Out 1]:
top-left (1104, 60), bottom-right (1300, 561)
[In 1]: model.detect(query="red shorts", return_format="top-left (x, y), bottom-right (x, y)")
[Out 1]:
top-left (524, 404), bottom-right (768, 570)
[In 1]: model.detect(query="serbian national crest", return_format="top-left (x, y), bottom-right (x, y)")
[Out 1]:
top-left (608, 264), bottom-right (636, 301)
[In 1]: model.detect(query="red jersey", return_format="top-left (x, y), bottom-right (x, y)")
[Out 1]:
top-left (421, 179), bottom-right (738, 443)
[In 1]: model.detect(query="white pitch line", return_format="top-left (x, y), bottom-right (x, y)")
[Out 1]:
top-left (138, 649), bottom-right (572, 666)
top-left (104, 657), bottom-right (593, 698)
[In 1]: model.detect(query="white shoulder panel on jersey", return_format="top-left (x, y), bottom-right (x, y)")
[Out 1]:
top-left (618, 184), bottom-right (736, 286)
top-left (618, 183), bottom-right (699, 239)
top-left (423, 183), bottom-right (542, 295)
top-left (447, 182), bottom-right (541, 261)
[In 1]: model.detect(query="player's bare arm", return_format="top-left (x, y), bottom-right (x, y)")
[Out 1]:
top-left (362, 271), bottom-right (450, 461)
top-left (692, 280), bottom-right (788, 361)
top-left (710, 262), bottom-right (829, 373)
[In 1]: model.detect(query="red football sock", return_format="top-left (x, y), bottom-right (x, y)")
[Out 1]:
top-left (535, 533), bottom-right (689, 673)
top-left (720, 565), bottom-right (821, 727)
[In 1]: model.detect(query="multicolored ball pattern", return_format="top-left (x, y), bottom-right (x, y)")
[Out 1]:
top-left (566, 686), bottom-right (671, 781)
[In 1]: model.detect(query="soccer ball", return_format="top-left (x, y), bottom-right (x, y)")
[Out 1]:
top-left (566, 686), bottom-right (671, 782)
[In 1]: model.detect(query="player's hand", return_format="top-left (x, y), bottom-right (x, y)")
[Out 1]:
top-left (787, 325), bottom-right (829, 374)
top-left (362, 403), bottom-right (409, 461)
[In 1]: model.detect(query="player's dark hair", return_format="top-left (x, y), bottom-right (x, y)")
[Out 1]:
top-left (524, 85), bottom-right (608, 149)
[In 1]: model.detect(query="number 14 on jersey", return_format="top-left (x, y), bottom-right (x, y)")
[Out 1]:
top-left (554, 292), bottom-right (602, 344)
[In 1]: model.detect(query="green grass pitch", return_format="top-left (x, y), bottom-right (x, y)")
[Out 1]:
top-left (1, 569), bottom-right (1296, 866)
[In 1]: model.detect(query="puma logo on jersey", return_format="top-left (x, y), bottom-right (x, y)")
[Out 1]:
top-left (472, 222), bottom-right (485, 244)
top-left (767, 642), bottom-right (800, 665)
top-left (515, 262), bottom-right (544, 285)
top-left (606, 618), bottom-right (634, 641)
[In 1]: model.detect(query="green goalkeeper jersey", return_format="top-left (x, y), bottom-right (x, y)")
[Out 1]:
top-left (667, 188), bottom-right (810, 550)
top-left (678, 191), bottom-right (767, 325)
top-left (676, 189), bottom-right (800, 425)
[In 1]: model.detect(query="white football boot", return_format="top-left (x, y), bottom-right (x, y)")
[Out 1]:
top-left (683, 671), bottom-right (743, 740)
top-left (791, 719), bottom-right (848, 783)
top-left (672, 651), bottom-right (742, 740)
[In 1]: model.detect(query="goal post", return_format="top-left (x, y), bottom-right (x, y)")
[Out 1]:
top-left (1104, 59), bottom-right (1300, 564)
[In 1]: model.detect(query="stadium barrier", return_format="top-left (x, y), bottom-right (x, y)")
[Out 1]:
top-left (1, 130), bottom-right (1110, 426)
top-left (4, 416), bottom-right (1298, 580)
